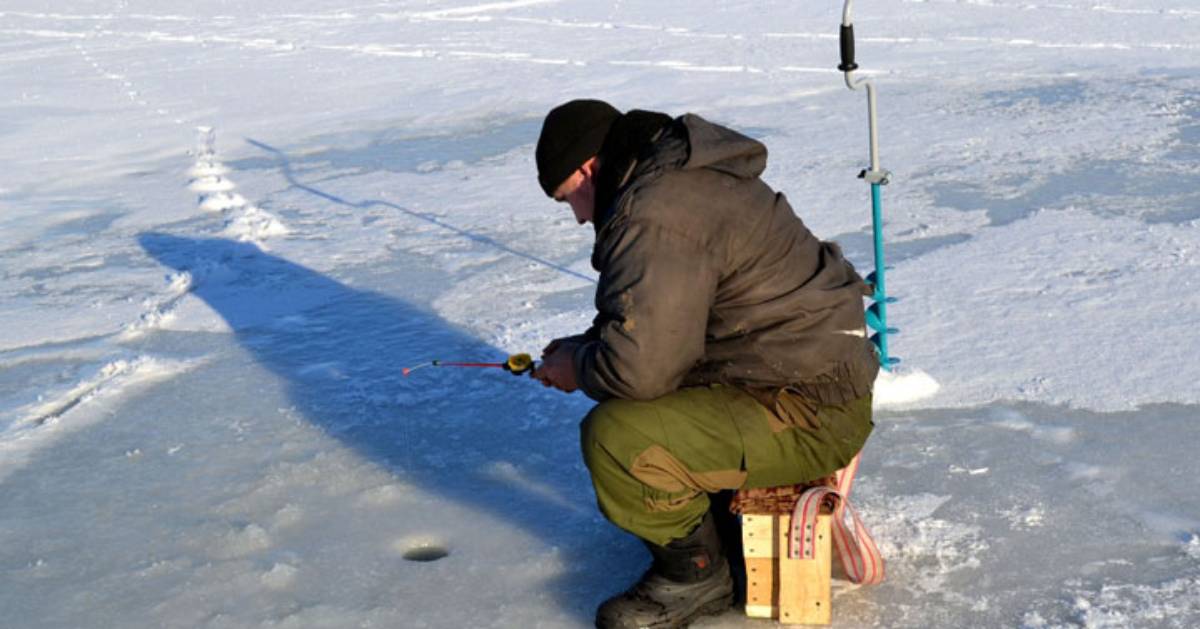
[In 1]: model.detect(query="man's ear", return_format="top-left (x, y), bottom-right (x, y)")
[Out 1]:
top-left (579, 156), bottom-right (600, 179)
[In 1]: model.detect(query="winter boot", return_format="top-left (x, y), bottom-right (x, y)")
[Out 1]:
top-left (595, 512), bottom-right (736, 629)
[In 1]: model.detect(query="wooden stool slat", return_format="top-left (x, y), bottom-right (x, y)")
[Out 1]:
top-left (779, 512), bottom-right (831, 625)
top-left (742, 514), bottom-right (778, 619)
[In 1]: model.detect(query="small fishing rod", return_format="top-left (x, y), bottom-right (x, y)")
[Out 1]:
top-left (402, 353), bottom-right (536, 377)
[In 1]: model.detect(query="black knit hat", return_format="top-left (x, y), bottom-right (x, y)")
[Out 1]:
top-left (536, 99), bottom-right (621, 196)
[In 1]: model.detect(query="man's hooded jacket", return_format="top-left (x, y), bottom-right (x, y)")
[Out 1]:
top-left (572, 111), bottom-right (879, 409)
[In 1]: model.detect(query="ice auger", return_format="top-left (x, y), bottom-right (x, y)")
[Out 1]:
top-left (840, 0), bottom-right (899, 370)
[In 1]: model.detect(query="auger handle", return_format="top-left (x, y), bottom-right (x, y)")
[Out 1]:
top-left (839, 24), bottom-right (858, 72)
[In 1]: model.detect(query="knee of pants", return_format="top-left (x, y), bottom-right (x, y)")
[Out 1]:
top-left (579, 398), bottom-right (643, 465)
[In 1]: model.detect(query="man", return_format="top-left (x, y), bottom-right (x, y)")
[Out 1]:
top-left (531, 100), bottom-right (878, 629)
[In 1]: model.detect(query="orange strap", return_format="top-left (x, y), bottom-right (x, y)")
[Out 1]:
top-left (789, 453), bottom-right (885, 585)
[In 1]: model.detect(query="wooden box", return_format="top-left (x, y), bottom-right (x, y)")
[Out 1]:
top-left (741, 511), bottom-right (832, 625)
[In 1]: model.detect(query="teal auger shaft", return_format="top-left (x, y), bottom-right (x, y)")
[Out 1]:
top-left (868, 182), bottom-right (897, 368)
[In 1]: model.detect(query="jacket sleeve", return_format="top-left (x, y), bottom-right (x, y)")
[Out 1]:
top-left (573, 218), bottom-right (718, 401)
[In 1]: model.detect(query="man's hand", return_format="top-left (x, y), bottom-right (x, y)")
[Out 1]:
top-left (533, 339), bottom-right (581, 393)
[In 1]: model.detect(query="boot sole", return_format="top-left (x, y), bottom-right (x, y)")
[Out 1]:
top-left (598, 589), bottom-right (735, 629)
top-left (677, 590), bottom-right (735, 628)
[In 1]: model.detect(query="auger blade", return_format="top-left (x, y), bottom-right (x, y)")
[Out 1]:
top-left (866, 303), bottom-right (886, 332)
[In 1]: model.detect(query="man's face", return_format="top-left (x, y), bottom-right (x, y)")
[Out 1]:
top-left (552, 158), bottom-right (597, 225)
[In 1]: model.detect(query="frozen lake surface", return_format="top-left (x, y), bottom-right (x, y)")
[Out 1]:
top-left (2, 1), bottom-right (1198, 627)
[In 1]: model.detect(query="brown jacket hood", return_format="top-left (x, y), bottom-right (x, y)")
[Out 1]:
top-left (594, 113), bottom-right (767, 232)
top-left (677, 114), bottom-right (768, 179)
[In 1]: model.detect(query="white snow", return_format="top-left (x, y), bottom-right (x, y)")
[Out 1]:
top-left (873, 368), bottom-right (941, 409)
top-left (1, 1), bottom-right (1198, 627)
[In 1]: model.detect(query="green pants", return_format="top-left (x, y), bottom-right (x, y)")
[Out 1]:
top-left (580, 385), bottom-right (873, 546)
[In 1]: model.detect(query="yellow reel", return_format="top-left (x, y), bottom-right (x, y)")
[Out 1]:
top-left (505, 353), bottom-right (535, 375)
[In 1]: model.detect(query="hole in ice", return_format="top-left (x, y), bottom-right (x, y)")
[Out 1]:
top-left (403, 544), bottom-right (449, 562)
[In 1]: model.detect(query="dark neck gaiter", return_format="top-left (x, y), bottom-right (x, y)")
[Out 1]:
top-left (592, 110), bottom-right (674, 231)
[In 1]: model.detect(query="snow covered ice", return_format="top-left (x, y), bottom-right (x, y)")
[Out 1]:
top-left (2, 1), bottom-right (1198, 627)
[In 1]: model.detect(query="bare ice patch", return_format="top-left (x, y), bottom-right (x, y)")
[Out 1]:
top-left (988, 407), bottom-right (1077, 444)
top-left (868, 492), bottom-right (989, 603)
top-left (0, 356), bottom-right (199, 483)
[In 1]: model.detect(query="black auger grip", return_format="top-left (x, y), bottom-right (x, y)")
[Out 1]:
top-left (838, 24), bottom-right (859, 72)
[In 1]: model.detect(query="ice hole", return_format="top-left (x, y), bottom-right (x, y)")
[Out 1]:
top-left (403, 544), bottom-right (449, 562)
